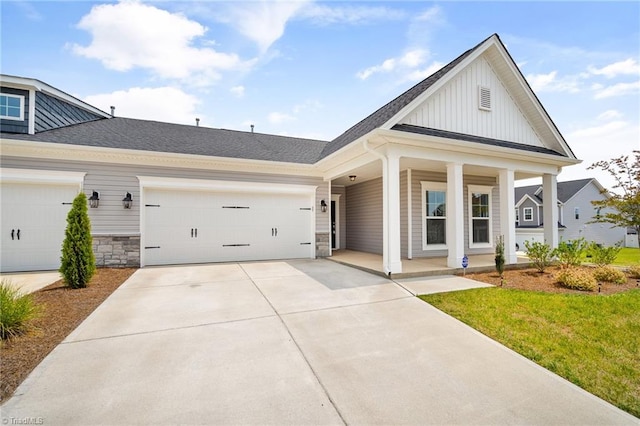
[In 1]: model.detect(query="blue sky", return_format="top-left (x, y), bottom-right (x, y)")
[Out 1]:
top-left (2, 1), bottom-right (639, 190)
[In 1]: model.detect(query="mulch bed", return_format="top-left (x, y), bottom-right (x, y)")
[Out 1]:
top-left (464, 265), bottom-right (640, 295)
top-left (0, 268), bottom-right (136, 402)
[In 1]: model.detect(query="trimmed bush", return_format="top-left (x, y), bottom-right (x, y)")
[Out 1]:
top-left (495, 235), bottom-right (505, 280)
top-left (555, 269), bottom-right (597, 291)
top-left (0, 280), bottom-right (42, 340)
top-left (524, 240), bottom-right (554, 273)
top-left (625, 265), bottom-right (640, 279)
top-left (60, 192), bottom-right (96, 289)
top-left (589, 242), bottom-right (622, 266)
top-left (593, 266), bottom-right (627, 284)
top-left (553, 238), bottom-right (588, 269)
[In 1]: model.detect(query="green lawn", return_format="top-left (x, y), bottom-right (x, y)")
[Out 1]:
top-left (420, 288), bottom-right (640, 417)
top-left (614, 247), bottom-right (640, 266)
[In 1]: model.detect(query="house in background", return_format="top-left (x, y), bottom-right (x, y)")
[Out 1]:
top-left (1, 34), bottom-right (580, 274)
top-left (515, 178), bottom-right (628, 249)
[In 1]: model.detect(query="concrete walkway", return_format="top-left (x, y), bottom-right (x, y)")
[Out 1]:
top-left (0, 271), bottom-right (60, 294)
top-left (2, 260), bottom-right (636, 425)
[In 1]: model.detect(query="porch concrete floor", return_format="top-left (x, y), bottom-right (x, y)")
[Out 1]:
top-left (328, 249), bottom-right (530, 278)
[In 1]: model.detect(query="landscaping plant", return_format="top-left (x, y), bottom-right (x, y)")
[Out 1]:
top-left (555, 268), bottom-right (597, 291)
top-left (0, 280), bottom-right (42, 340)
top-left (627, 265), bottom-right (640, 279)
top-left (494, 235), bottom-right (505, 285)
top-left (588, 242), bottom-right (622, 266)
top-left (60, 192), bottom-right (96, 289)
top-left (593, 266), bottom-right (627, 285)
top-left (553, 238), bottom-right (588, 269)
top-left (524, 240), bottom-right (554, 273)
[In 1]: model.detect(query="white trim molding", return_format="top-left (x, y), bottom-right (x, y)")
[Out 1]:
top-left (0, 167), bottom-right (86, 185)
top-left (468, 184), bottom-right (493, 249)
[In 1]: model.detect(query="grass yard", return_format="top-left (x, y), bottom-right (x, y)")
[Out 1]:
top-left (613, 247), bottom-right (640, 266)
top-left (420, 288), bottom-right (640, 418)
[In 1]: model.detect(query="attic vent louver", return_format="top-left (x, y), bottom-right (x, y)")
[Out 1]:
top-left (478, 86), bottom-right (491, 111)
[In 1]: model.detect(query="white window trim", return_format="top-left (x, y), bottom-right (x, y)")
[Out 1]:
top-left (523, 207), bottom-right (533, 221)
top-left (468, 185), bottom-right (493, 249)
top-left (574, 207), bottom-right (580, 220)
top-left (421, 181), bottom-right (447, 251)
top-left (515, 207), bottom-right (519, 224)
top-left (0, 93), bottom-right (25, 121)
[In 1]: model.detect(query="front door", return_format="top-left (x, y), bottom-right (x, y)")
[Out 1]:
top-left (331, 200), bottom-right (336, 249)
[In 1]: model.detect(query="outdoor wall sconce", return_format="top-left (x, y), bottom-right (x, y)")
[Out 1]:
top-left (320, 199), bottom-right (327, 213)
top-left (88, 191), bottom-right (100, 208)
top-left (349, 175), bottom-right (356, 182)
top-left (122, 192), bottom-right (133, 209)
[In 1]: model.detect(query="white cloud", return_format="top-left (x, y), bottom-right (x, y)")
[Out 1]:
top-left (293, 99), bottom-right (322, 114)
top-left (215, 0), bottom-right (309, 52)
top-left (298, 3), bottom-right (405, 25)
top-left (403, 62), bottom-right (445, 83)
top-left (597, 110), bottom-right (623, 121)
top-left (525, 71), bottom-right (582, 93)
top-left (593, 81), bottom-right (640, 99)
top-left (268, 111), bottom-right (295, 124)
top-left (71, 1), bottom-right (244, 84)
top-left (84, 86), bottom-right (201, 125)
top-left (230, 85), bottom-right (245, 98)
top-left (588, 58), bottom-right (640, 79)
top-left (357, 49), bottom-right (428, 80)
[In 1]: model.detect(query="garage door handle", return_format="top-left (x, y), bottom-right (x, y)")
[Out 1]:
top-left (271, 228), bottom-right (274, 236)
top-left (275, 228), bottom-right (278, 237)
top-left (17, 229), bottom-right (20, 240)
top-left (191, 228), bottom-right (194, 238)
top-left (195, 228), bottom-right (198, 238)
top-left (11, 229), bottom-right (14, 240)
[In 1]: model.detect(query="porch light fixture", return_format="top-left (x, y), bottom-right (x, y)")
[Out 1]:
top-left (88, 191), bottom-right (100, 208)
top-left (122, 192), bottom-right (133, 209)
top-left (320, 199), bottom-right (327, 213)
top-left (349, 175), bottom-right (356, 182)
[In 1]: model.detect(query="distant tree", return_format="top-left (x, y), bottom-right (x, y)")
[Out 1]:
top-left (588, 150), bottom-right (640, 249)
top-left (60, 192), bottom-right (96, 288)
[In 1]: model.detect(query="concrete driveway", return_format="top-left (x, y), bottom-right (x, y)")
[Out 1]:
top-left (2, 260), bottom-right (636, 425)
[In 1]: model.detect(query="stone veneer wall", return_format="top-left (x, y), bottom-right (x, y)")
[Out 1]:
top-left (93, 235), bottom-right (140, 267)
top-left (316, 232), bottom-right (330, 257)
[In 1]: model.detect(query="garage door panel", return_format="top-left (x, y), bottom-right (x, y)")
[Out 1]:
top-left (143, 187), bottom-right (313, 266)
top-left (1, 183), bottom-right (77, 272)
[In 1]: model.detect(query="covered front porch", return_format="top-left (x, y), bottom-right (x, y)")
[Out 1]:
top-left (329, 249), bottom-right (531, 279)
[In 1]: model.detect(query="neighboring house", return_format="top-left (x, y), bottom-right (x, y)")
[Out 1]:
top-left (514, 178), bottom-right (627, 249)
top-left (0, 34), bottom-right (579, 274)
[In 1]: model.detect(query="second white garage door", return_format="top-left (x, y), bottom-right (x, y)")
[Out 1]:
top-left (143, 187), bottom-right (314, 266)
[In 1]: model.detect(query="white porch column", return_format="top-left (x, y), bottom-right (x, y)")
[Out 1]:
top-left (543, 173), bottom-right (559, 248)
top-left (386, 153), bottom-right (403, 274)
top-left (499, 169), bottom-right (517, 264)
top-left (446, 163), bottom-right (464, 268)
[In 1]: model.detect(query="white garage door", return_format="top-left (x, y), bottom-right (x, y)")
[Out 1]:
top-left (1, 182), bottom-right (78, 272)
top-left (143, 188), bottom-right (314, 266)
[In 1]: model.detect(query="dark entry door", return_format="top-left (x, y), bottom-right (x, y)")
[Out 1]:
top-left (331, 200), bottom-right (336, 249)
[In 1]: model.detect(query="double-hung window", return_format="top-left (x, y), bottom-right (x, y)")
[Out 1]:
top-left (0, 94), bottom-right (24, 121)
top-left (523, 207), bottom-right (533, 221)
top-left (421, 182), bottom-right (446, 249)
top-left (468, 185), bottom-right (493, 247)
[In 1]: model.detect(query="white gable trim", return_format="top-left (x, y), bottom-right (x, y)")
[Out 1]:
top-left (515, 193), bottom-right (541, 208)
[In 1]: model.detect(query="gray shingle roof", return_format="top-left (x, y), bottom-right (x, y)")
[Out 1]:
top-left (391, 124), bottom-right (565, 157)
top-left (1, 117), bottom-right (327, 164)
top-left (319, 34), bottom-right (494, 159)
top-left (516, 178), bottom-right (593, 204)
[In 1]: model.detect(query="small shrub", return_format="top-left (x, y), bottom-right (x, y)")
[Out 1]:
top-left (495, 235), bottom-right (505, 282)
top-left (0, 280), bottom-right (42, 340)
top-left (589, 242), bottom-right (622, 266)
top-left (553, 238), bottom-right (588, 269)
top-left (524, 240), bottom-right (554, 273)
top-left (625, 265), bottom-right (640, 279)
top-left (555, 269), bottom-right (597, 291)
top-left (593, 266), bottom-right (627, 284)
top-left (60, 192), bottom-right (96, 289)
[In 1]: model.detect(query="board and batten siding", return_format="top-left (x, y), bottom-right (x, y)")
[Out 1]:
top-left (399, 56), bottom-right (543, 148)
top-left (0, 87), bottom-right (29, 134)
top-left (34, 92), bottom-right (103, 132)
top-left (1, 157), bottom-right (327, 236)
top-left (346, 177), bottom-right (383, 254)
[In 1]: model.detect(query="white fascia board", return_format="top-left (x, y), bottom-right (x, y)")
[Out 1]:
top-left (0, 138), bottom-right (322, 178)
top-left (375, 128), bottom-right (580, 171)
top-left (138, 175), bottom-right (317, 195)
top-left (1, 74), bottom-right (110, 118)
top-left (515, 193), bottom-right (541, 208)
top-left (488, 42), bottom-right (576, 160)
top-left (1, 167), bottom-right (86, 185)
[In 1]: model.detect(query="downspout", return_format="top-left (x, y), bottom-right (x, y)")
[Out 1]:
top-left (362, 139), bottom-right (392, 275)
